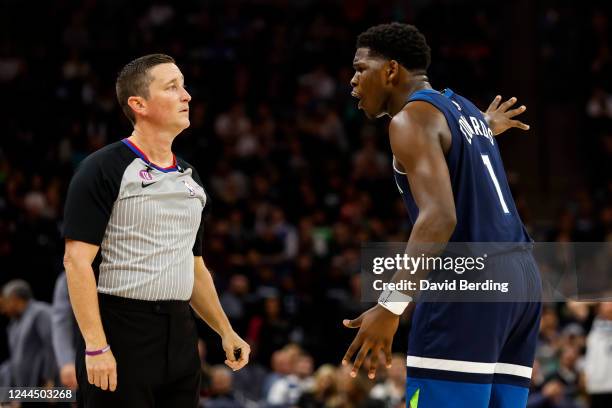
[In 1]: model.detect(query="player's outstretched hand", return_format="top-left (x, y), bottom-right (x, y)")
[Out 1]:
top-left (484, 95), bottom-right (530, 136)
top-left (342, 304), bottom-right (399, 380)
top-left (222, 330), bottom-right (251, 371)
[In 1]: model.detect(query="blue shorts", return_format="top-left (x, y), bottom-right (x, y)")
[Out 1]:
top-left (405, 250), bottom-right (542, 408)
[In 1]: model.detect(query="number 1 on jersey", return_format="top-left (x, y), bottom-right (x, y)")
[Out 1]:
top-left (481, 154), bottom-right (510, 214)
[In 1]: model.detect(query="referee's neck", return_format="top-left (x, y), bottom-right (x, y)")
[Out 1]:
top-left (129, 127), bottom-right (177, 167)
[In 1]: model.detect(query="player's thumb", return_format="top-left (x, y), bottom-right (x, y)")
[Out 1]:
top-left (343, 314), bottom-right (363, 328)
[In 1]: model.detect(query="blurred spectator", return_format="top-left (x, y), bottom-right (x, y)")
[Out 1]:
top-left (584, 302), bottom-right (612, 408)
top-left (201, 365), bottom-right (244, 408)
top-left (329, 364), bottom-right (384, 408)
top-left (370, 354), bottom-right (406, 408)
top-left (527, 378), bottom-right (579, 408)
top-left (247, 293), bottom-right (291, 366)
top-left (51, 271), bottom-right (78, 390)
top-left (267, 351), bottom-right (314, 406)
top-left (199, 339), bottom-right (214, 398)
top-left (0, 280), bottom-right (57, 387)
top-left (262, 349), bottom-right (294, 400)
top-left (220, 274), bottom-right (251, 332)
top-left (297, 364), bottom-right (338, 408)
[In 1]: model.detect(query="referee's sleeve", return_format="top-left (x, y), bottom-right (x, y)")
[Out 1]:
top-left (189, 166), bottom-right (209, 257)
top-left (63, 155), bottom-right (120, 245)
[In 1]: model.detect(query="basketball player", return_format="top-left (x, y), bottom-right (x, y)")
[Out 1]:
top-left (342, 23), bottom-right (541, 408)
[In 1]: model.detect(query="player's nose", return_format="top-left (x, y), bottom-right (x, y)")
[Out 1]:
top-left (350, 72), bottom-right (358, 88)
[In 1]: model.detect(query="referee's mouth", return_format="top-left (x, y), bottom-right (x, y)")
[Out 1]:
top-left (179, 108), bottom-right (189, 113)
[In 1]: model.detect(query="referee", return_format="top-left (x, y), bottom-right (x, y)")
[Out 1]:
top-left (62, 54), bottom-right (250, 407)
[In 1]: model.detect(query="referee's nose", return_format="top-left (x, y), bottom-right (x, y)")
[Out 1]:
top-left (181, 86), bottom-right (191, 103)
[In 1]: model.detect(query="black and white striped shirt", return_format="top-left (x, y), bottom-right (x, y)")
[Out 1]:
top-left (63, 139), bottom-right (207, 301)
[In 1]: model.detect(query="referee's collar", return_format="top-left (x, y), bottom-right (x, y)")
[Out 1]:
top-left (122, 138), bottom-right (178, 173)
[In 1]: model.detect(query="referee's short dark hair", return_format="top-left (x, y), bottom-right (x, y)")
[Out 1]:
top-left (116, 53), bottom-right (176, 125)
top-left (2, 279), bottom-right (32, 301)
top-left (356, 23), bottom-right (431, 72)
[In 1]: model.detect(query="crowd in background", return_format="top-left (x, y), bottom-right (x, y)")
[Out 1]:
top-left (0, 0), bottom-right (611, 407)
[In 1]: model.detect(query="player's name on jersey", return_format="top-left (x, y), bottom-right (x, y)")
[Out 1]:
top-left (458, 114), bottom-right (494, 145)
top-left (373, 279), bottom-right (509, 293)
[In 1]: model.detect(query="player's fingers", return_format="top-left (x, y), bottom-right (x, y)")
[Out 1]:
top-left (342, 335), bottom-right (363, 366)
top-left (351, 341), bottom-right (372, 377)
top-left (511, 120), bottom-right (530, 130)
top-left (499, 97), bottom-right (518, 112)
top-left (109, 368), bottom-right (117, 392)
top-left (506, 105), bottom-right (526, 118)
top-left (368, 345), bottom-right (382, 379)
top-left (486, 95), bottom-right (502, 112)
top-left (343, 313), bottom-right (364, 329)
top-left (384, 341), bottom-right (393, 368)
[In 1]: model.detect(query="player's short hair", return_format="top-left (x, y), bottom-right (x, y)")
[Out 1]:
top-left (116, 53), bottom-right (175, 125)
top-left (356, 23), bottom-right (431, 72)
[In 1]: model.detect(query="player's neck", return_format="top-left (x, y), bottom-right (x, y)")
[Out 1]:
top-left (388, 77), bottom-right (432, 117)
top-left (129, 125), bottom-right (176, 168)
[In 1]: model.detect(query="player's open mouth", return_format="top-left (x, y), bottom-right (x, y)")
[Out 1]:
top-left (351, 91), bottom-right (362, 108)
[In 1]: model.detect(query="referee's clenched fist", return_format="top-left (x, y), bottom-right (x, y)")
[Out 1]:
top-left (63, 54), bottom-right (249, 407)
top-left (86, 349), bottom-right (117, 392)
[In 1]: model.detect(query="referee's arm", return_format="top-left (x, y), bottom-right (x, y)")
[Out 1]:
top-left (63, 239), bottom-right (117, 391)
top-left (190, 256), bottom-right (250, 371)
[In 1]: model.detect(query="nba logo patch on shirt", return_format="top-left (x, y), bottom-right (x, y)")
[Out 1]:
top-left (183, 180), bottom-right (196, 197)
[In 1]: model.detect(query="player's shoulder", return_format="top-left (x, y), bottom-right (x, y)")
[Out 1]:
top-left (392, 100), bottom-right (446, 136)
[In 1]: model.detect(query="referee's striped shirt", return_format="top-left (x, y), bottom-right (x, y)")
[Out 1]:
top-left (63, 138), bottom-right (208, 301)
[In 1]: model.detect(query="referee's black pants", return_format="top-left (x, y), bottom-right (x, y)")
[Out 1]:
top-left (76, 294), bottom-right (201, 408)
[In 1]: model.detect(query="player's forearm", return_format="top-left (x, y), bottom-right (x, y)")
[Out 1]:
top-left (409, 209), bottom-right (456, 244)
top-left (191, 263), bottom-right (233, 337)
top-left (63, 258), bottom-right (108, 349)
top-left (387, 210), bottom-right (456, 298)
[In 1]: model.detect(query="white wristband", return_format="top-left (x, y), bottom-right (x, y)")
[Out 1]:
top-left (377, 289), bottom-right (412, 315)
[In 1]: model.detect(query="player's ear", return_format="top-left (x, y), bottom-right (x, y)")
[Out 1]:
top-left (386, 60), bottom-right (400, 84)
top-left (128, 96), bottom-right (147, 117)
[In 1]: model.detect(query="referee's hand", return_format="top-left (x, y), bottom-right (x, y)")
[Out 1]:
top-left (222, 331), bottom-right (251, 371)
top-left (85, 349), bottom-right (117, 392)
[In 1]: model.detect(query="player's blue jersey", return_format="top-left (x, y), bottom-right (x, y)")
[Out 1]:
top-left (393, 88), bottom-right (530, 243)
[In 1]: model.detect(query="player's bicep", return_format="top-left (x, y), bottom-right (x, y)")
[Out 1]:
top-left (389, 107), bottom-right (455, 218)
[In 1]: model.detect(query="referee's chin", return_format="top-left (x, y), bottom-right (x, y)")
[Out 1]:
top-left (175, 119), bottom-right (191, 133)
